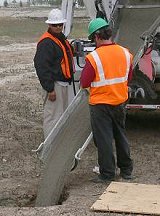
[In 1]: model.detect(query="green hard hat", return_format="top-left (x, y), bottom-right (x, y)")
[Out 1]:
top-left (88, 18), bottom-right (109, 40)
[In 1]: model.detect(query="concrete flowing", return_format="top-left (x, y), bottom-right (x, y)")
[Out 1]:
top-left (36, 90), bottom-right (91, 206)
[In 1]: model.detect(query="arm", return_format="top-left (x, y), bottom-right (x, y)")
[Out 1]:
top-left (34, 38), bottom-right (62, 92)
top-left (34, 39), bottom-right (62, 101)
top-left (128, 64), bottom-right (133, 84)
top-left (80, 59), bottom-right (95, 88)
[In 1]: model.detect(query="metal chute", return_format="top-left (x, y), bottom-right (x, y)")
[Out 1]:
top-left (35, 89), bottom-right (91, 206)
top-left (83, 0), bottom-right (118, 21)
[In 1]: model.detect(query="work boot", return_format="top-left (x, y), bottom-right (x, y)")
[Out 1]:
top-left (120, 172), bottom-right (133, 180)
top-left (91, 174), bottom-right (115, 183)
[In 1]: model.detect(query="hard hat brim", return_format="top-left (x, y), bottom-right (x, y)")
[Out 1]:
top-left (88, 33), bottom-right (93, 40)
top-left (88, 25), bottom-right (109, 40)
top-left (45, 19), bottom-right (67, 24)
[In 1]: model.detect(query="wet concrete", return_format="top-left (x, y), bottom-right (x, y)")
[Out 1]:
top-left (36, 90), bottom-right (91, 206)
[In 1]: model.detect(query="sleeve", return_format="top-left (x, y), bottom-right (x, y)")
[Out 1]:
top-left (127, 51), bottom-right (133, 84)
top-left (34, 39), bottom-right (62, 92)
top-left (128, 63), bottom-right (133, 83)
top-left (80, 59), bottom-right (96, 88)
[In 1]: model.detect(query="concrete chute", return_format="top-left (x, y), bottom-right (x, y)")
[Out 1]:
top-left (35, 90), bottom-right (91, 206)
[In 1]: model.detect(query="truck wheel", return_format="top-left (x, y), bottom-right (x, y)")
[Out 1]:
top-left (129, 68), bottom-right (157, 104)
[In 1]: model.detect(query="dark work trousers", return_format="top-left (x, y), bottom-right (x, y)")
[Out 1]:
top-left (89, 103), bottom-right (133, 179)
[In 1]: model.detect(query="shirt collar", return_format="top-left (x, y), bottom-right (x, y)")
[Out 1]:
top-left (97, 42), bottom-right (116, 48)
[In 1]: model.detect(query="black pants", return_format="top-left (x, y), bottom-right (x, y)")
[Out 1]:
top-left (89, 103), bottom-right (133, 179)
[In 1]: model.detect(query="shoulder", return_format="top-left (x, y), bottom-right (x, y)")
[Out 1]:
top-left (86, 51), bottom-right (94, 62)
top-left (38, 37), bottom-right (55, 47)
top-left (117, 45), bottom-right (133, 57)
top-left (118, 44), bottom-right (132, 53)
top-left (37, 38), bottom-right (61, 52)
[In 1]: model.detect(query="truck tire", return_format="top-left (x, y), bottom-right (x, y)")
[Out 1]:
top-left (129, 68), bottom-right (157, 104)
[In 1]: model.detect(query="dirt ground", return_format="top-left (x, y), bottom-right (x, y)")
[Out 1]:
top-left (0, 7), bottom-right (160, 216)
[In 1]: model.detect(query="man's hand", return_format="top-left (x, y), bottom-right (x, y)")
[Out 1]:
top-left (48, 90), bottom-right (56, 101)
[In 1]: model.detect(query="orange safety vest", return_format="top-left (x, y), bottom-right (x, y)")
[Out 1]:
top-left (86, 44), bottom-right (133, 105)
top-left (38, 32), bottom-right (74, 79)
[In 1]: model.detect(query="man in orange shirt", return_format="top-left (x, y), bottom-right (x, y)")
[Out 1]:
top-left (80, 18), bottom-right (133, 183)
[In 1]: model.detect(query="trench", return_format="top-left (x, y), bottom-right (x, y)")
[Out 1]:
top-left (0, 185), bottom-right (69, 207)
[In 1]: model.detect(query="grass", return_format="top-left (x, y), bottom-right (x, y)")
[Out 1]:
top-left (71, 18), bottom-right (89, 39)
top-left (0, 16), bottom-right (89, 45)
top-left (0, 17), bottom-right (47, 44)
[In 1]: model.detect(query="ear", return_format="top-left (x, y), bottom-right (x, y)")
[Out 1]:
top-left (95, 34), bottom-right (99, 40)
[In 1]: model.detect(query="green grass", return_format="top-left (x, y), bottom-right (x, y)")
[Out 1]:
top-left (0, 17), bottom-right (47, 44)
top-left (69, 18), bottom-right (89, 39)
top-left (0, 17), bottom-right (89, 45)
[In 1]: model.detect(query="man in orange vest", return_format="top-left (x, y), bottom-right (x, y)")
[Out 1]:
top-left (34, 9), bottom-right (75, 139)
top-left (80, 18), bottom-right (133, 183)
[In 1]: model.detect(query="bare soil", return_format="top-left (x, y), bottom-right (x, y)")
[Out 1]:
top-left (0, 7), bottom-right (160, 216)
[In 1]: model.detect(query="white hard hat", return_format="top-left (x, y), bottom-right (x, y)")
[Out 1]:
top-left (45, 9), bottom-right (66, 24)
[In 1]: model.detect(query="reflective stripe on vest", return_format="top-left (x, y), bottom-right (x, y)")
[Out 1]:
top-left (90, 47), bottom-right (131, 87)
top-left (38, 32), bottom-right (73, 79)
